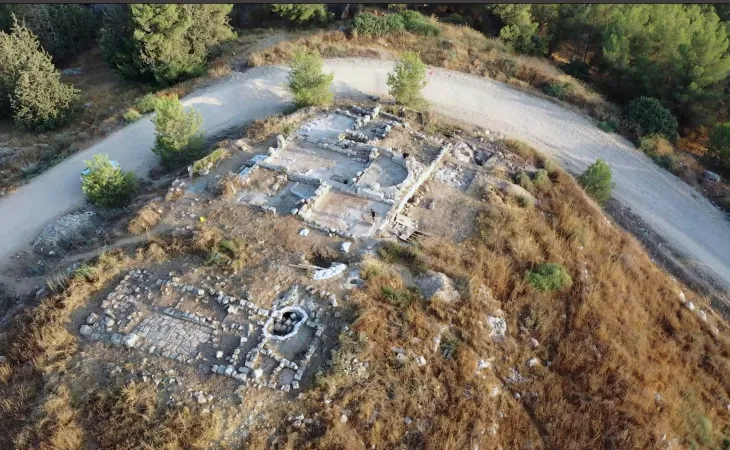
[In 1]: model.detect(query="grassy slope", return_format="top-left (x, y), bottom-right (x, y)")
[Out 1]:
top-left (1, 89), bottom-right (730, 450)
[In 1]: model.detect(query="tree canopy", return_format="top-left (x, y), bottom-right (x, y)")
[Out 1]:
top-left (101, 4), bottom-right (234, 84)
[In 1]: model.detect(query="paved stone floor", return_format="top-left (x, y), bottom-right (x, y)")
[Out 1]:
top-left (135, 313), bottom-right (213, 359)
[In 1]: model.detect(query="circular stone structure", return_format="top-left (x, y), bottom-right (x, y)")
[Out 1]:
top-left (262, 306), bottom-right (309, 341)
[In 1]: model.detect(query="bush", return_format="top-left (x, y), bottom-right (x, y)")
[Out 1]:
top-left (533, 169), bottom-right (551, 191)
top-left (287, 51), bottom-right (334, 108)
top-left (706, 122), bottom-right (730, 170)
top-left (81, 154), bottom-right (137, 208)
top-left (380, 286), bottom-right (415, 309)
top-left (399, 10), bottom-right (441, 37)
top-left (271, 4), bottom-right (330, 23)
top-left (526, 262), bottom-right (572, 292)
top-left (352, 12), bottom-right (404, 37)
top-left (515, 171), bottom-right (534, 192)
top-left (0, 19), bottom-right (79, 130)
top-left (123, 108), bottom-right (141, 123)
top-left (543, 82), bottom-right (571, 100)
top-left (578, 159), bottom-right (614, 204)
top-left (387, 51), bottom-right (427, 109)
top-left (627, 96), bottom-right (678, 141)
top-left (377, 241), bottom-right (426, 274)
top-left (597, 121), bottom-right (616, 133)
top-left (134, 93), bottom-right (159, 114)
top-left (192, 148), bottom-right (228, 176)
top-left (560, 60), bottom-right (591, 82)
top-left (151, 95), bottom-right (205, 167)
top-left (440, 13), bottom-right (468, 25)
top-left (640, 134), bottom-right (680, 173)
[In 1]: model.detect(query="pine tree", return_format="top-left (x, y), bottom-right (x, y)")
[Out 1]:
top-left (0, 18), bottom-right (78, 130)
top-left (101, 5), bottom-right (234, 84)
top-left (2, 5), bottom-right (99, 64)
top-left (387, 52), bottom-right (427, 109)
top-left (287, 51), bottom-right (334, 108)
top-left (152, 95), bottom-right (204, 167)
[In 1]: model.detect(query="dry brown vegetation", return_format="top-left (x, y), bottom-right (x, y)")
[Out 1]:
top-left (0, 235), bottom-right (220, 449)
top-left (89, 382), bottom-right (218, 450)
top-left (252, 141), bottom-right (730, 449)
top-left (127, 201), bottom-right (164, 235)
top-left (249, 22), bottom-right (619, 124)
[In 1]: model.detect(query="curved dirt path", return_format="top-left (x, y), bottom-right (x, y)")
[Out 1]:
top-left (1, 58), bottom-right (730, 289)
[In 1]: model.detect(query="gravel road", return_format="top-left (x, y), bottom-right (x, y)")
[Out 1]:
top-left (1, 58), bottom-right (729, 289)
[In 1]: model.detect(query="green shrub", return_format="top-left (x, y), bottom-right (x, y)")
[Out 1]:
top-left (533, 169), bottom-right (551, 191)
top-left (597, 121), bottom-right (616, 133)
top-left (627, 96), bottom-right (678, 141)
top-left (526, 263), bottom-right (572, 292)
top-left (560, 60), bottom-right (591, 82)
top-left (192, 148), bottom-right (228, 175)
top-left (377, 241), bottom-right (426, 274)
top-left (638, 134), bottom-right (680, 172)
top-left (151, 95), bottom-right (205, 167)
top-left (706, 122), bottom-right (730, 170)
top-left (353, 12), bottom-right (404, 37)
top-left (440, 13), bottom-right (468, 25)
top-left (387, 51), bottom-right (427, 109)
top-left (0, 19), bottom-right (79, 131)
top-left (287, 51), bottom-right (334, 108)
top-left (578, 159), bottom-right (614, 204)
top-left (380, 286), bottom-right (415, 308)
top-left (399, 10), bottom-right (441, 37)
top-left (134, 93), bottom-right (159, 114)
top-left (543, 82), bottom-right (571, 100)
top-left (81, 154), bottom-right (137, 208)
top-left (271, 4), bottom-right (330, 23)
top-left (123, 108), bottom-right (141, 123)
top-left (515, 171), bottom-right (534, 192)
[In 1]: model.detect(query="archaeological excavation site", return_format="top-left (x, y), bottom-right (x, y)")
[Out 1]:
top-left (3, 101), bottom-right (725, 450)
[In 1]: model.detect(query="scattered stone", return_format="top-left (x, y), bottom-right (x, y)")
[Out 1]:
top-left (704, 170), bottom-right (721, 182)
top-left (527, 357), bottom-right (540, 368)
top-left (299, 228), bottom-right (310, 237)
top-left (79, 325), bottom-right (93, 336)
top-left (487, 315), bottom-right (507, 341)
top-left (124, 333), bottom-right (140, 348)
top-left (341, 242), bottom-right (352, 253)
top-left (313, 263), bottom-right (348, 281)
top-left (340, 414), bottom-right (348, 423)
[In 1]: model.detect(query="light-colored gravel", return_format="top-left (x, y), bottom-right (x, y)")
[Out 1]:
top-left (1, 58), bottom-right (729, 289)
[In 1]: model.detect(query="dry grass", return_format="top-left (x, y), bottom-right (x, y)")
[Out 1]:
top-left (127, 201), bottom-right (163, 235)
top-left (249, 23), bottom-right (619, 124)
top-left (88, 382), bottom-right (218, 450)
top-left (0, 235), bottom-right (213, 448)
top-left (262, 141), bottom-right (730, 449)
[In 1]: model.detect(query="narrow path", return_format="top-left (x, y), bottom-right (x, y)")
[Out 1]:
top-left (1, 58), bottom-right (729, 289)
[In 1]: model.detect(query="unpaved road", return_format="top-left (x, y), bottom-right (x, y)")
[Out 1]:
top-left (2, 58), bottom-right (730, 289)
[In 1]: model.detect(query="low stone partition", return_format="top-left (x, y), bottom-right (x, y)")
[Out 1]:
top-left (378, 144), bottom-right (451, 232)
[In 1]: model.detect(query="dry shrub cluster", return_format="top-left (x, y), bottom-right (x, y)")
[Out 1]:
top-left (88, 382), bottom-right (218, 450)
top-left (127, 201), bottom-right (163, 235)
top-left (263, 142), bottom-right (730, 449)
top-left (249, 23), bottom-right (618, 123)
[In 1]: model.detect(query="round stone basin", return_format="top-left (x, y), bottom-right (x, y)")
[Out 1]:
top-left (262, 306), bottom-right (308, 341)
